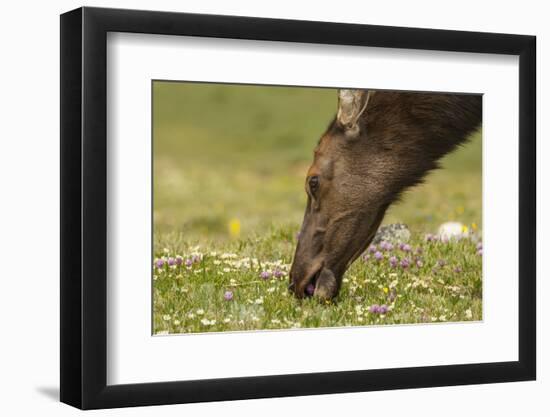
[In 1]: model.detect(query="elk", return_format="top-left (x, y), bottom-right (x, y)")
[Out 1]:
top-left (288, 89), bottom-right (482, 301)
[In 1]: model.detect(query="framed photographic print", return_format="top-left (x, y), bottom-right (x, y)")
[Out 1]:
top-left (60, 6), bottom-right (536, 410)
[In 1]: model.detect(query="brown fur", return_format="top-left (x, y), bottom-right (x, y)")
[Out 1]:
top-left (289, 90), bottom-right (482, 300)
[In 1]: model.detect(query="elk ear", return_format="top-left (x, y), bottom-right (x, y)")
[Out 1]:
top-left (336, 89), bottom-right (372, 136)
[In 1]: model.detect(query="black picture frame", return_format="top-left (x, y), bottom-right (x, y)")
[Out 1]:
top-left (60, 6), bottom-right (536, 410)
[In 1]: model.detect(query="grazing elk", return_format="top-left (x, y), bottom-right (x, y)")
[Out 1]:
top-left (288, 89), bottom-right (482, 301)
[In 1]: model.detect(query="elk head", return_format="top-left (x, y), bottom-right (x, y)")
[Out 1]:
top-left (288, 89), bottom-right (481, 301)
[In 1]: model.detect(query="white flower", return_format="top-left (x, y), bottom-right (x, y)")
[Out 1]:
top-left (465, 309), bottom-right (473, 319)
top-left (187, 313), bottom-right (195, 319)
top-left (173, 319), bottom-right (180, 325)
top-left (254, 298), bottom-right (264, 305)
top-left (438, 221), bottom-right (468, 239)
top-left (196, 309), bottom-right (204, 315)
top-left (223, 318), bottom-right (231, 323)
top-left (162, 314), bottom-right (171, 321)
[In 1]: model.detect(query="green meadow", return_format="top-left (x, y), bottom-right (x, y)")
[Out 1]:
top-left (153, 82), bottom-right (482, 334)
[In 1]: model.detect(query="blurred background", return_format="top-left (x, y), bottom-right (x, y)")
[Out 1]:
top-left (153, 81), bottom-right (482, 242)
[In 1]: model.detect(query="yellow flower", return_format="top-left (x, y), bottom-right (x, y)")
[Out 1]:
top-left (462, 225), bottom-right (469, 234)
top-left (383, 287), bottom-right (389, 294)
top-left (228, 218), bottom-right (241, 238)
top-left (471, 222), bottom-right (478, 231)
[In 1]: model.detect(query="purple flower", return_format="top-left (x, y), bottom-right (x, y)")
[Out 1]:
top-left (476, 242), bottom-right (483, 251)
top-left (389, 256), bottom-right (398, 268)
top-left (400, 258), bottom-right (410, 269)
top-left (175, 256), bottom-right (183, 266)
top-left (425, 233), bottom-right (435, 242)
top-left (167, 257), bottom-right (176, 266)
top-left (415, 247), bottom-right (423, 255)
top-left (362, 254), bottom-right (370, 262)
top-left (454, 266), bottom-right (462, 273)
top-left (369, 304), bottom-right (388, 314)
top-left (437, 259), bottom-right (446, 267)
top-left (273, 269), bottom-right (284, 279)
top-left (477, 249), bottom-right (483, 256)
top-left (380, 241), bottom-right (394, 251)
top-left (416, 259), bottom-right (424, 268)
top-left (260, 271), bottom-right (272, 280)
top-left (374, 251), bottom-right (383, 261)
top-left (305, 283), bottom-right (315, 296)
top-left (401, 243), bottom-right (412, 252)
top-left (224, 291), bottom-right (233, 301)
top-left (185, 259), bottom-right (193, 267)
top-left (155, 259), bottom-right (165, 269)
top-left (191, 254), bottom-right (201, 263)
top-left (368, 245), bottom-right (377, 253)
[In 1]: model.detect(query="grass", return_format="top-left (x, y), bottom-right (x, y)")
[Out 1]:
top-left (152, 81), bottom-right (483, 334)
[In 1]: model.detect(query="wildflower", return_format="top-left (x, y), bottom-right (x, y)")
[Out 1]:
top-left (388, 289), bottom-right (397, 302)
top-left (425, 233), bottom-right (435, 242)
top-left (224, 291), bottom-right (233, 301)
top-left (374, 251), bottom-right (383, 261)
top-left (185, 259), bottom-right (193, 267)
top-left (196, 309), bottom-right (204, 315)
top-left (162, 314), bottom-right (171, 321)
top-left (380, 241), bottom-right (394, 251)
top-left (401, 243), bottom-right (411, 252)
top-left (476, 242), bottom-right (483, 251)
top-left (254, 297), bottom-right (264, 305)
top-left (400, 258), bottom-right (410, 269)
top-left (305, 283), bottom-right (315, 296)
top-left (369, 304), bottom-right (388, 314)
top-left (173, 319), bottom-right (180, 325)
top-left (260, 271), bottom-right (271, 280)
top-left (383, 287), bottom-right (389, 294)
top-left (155, 259), bottom-right (165, 268)
top-left (454, 266), bottom-right (462, 273)
top-left (368, 245), bottom-right (377, 253)
top-left (416, 259), bottom-right (423, 268)
top-left (389, 256), bottom-right (398, 268)
top-left (223, 318), bottom-right (231, 323)
top-left (175, 256), bottom-right (183, 265)
top-left (187, 313), bottom-right (195, 319)
top-left (191, 254), bottom-right (201, 263)
top-left (362, 254), bottom-right (370, 262)
top-left (228, 218), bottom-right (241, 238)
top-left (437, 259), bottom-right (446, 267)
top-left (477, 249), bottom-right (483, 256)
top-left (273, 269), bottom-right (284, 279)
top-left (167, 257), bottom-right (176, 266)
top-left (438, 221), bottom-right (467, 239)
top-left (465, 309), bottom-right (473, 319)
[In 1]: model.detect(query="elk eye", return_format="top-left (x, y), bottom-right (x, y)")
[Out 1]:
top-left (308, 176), bottom-right (319, 195)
